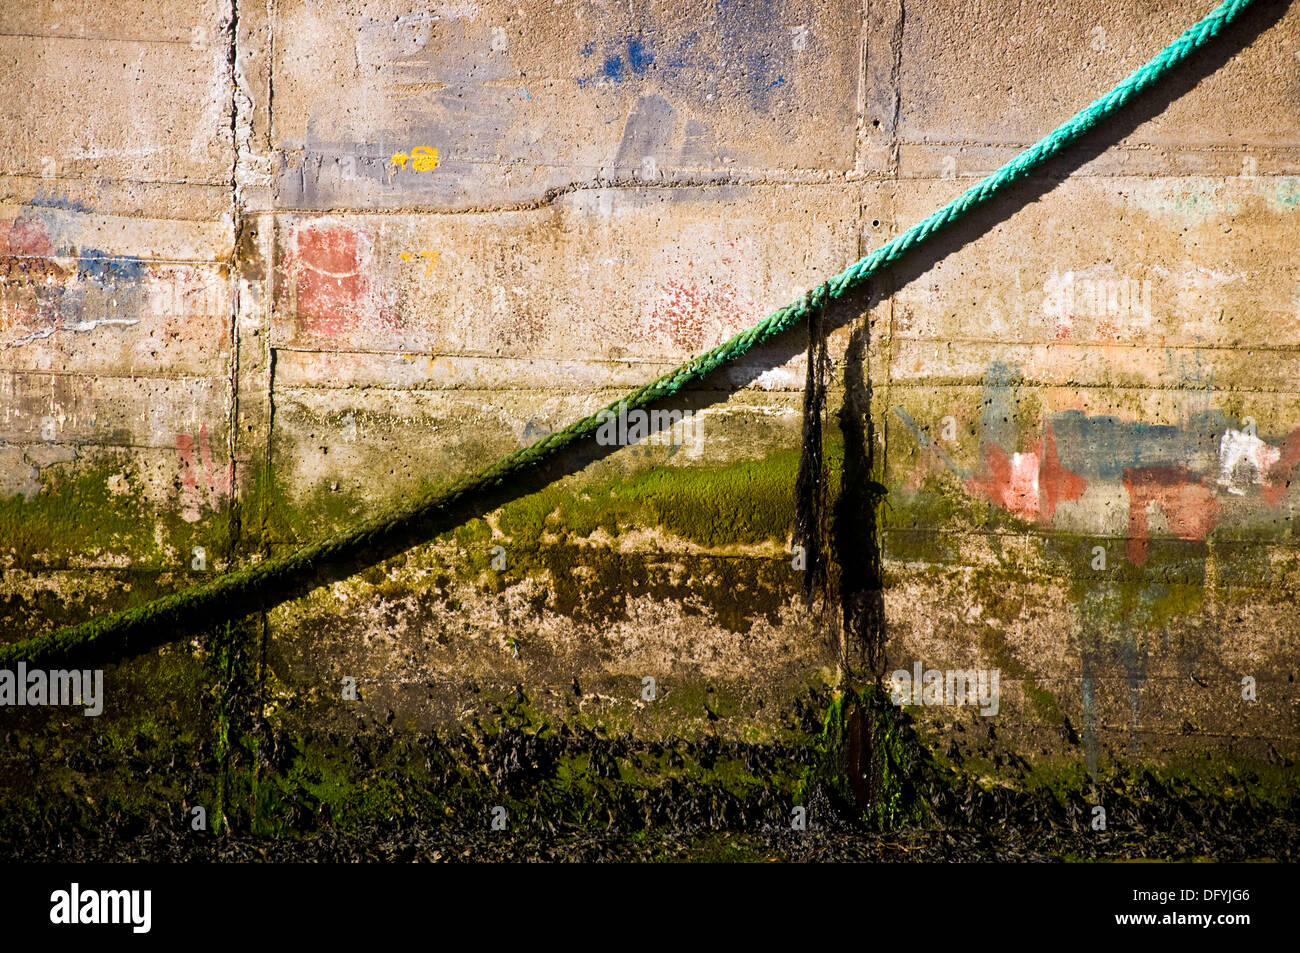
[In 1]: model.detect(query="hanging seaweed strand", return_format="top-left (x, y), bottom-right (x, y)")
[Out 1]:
top-left (793, 294), bottom-right (830, 605)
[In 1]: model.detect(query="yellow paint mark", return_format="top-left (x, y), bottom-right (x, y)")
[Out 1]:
top-left (391, 147), bottom-right (439, 172)
top-left (411, 146), bottom-right (439, 171)
top-left (399, 249), bottom-right (440, 276)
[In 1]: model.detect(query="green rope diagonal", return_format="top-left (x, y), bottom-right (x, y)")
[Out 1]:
top-left (0, 0), bottom-right (1259, 666)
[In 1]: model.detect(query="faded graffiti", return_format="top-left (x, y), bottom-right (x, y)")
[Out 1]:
top-left (895, 361), bottom-right (1300, 566)
top-left (281, 0), bottom-right (848, 207)
top-left (966, 424), bottom-right (1088, 523)
top-left (1121, 464), bottom-right (1218, 566)
top-left (576, 1), bottom-right (800, 109)
top-left (176, 423), bottom-right (233, 523)
top-left (0, 196), bottom-right (146, 350)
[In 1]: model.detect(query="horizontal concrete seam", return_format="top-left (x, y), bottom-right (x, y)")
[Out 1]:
top-left (897, 138), bottom-right (1300, 153)
top-left (0, 370), bottom-right (230, 384)
top-left (0, 173), bottom-right (234, 190)
top-left (270, 348), bottom-right (832, 366)
top-left (892, 341), bottom-right (1300, 350)
top-left (887, 384), bottom-right (1300, 394)
top-left (883, 527), bottom-right (1300, 543)
top-left (0, 257), bottom-right (230, 270)
top-left (0, 31), bottom-right (198, 45)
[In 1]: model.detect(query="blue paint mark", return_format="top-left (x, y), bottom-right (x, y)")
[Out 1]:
top-left (599, 38), bottom-right (653, 82)
top-left (1048, 408), bottom-right (1230, 482)
top-left (16, 191), bottom-right (92, 253)
top-left (603, 55), bottom-right (625, 81)
top-left (580, 36), bottom-right (656, 86)
top-left (893, 407), bottom-right (931, 449)
top-left (575, 7), bottom-right (790, 107)
top-left (893, 406), bottom-right (969, 479)
top-left (78, 248), bottom-right (146, 285)
top-left (978, 360), bottom-right (1022, 453)
top-left (627, 37), bottom-right (653, 73)
top-left (709, 0), bottom-right (793, 105)
top-left (28, 191), bottom-right (92, 214)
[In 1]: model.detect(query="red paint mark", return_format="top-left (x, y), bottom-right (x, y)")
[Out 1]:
top-left (1094, 316), bottom-right (1122, 342)
top-left (1038, 424), bottom-right (1087, 520)
top-left (287, 222), bottom-right (392, 338)
top-left (176, 424), bottom-right (232, 522)
top-left (199, 423), bottom-right (223, 498)
top-left (973, 445), bottom-right (1040, 520)
top-left (649, 280), bottom-right (708, 351)
top-left (970, 445), bottom-right (1018, 514)
top-left (0, 214), bottom-right (63, 320)
top-left (648, 278), bottom-right (748, 352)
top-left (1122, 465), bottom-right (1219, 566)
top-left (967, 424), bottom-right (1087, 523)
top-left (176, 432), bottom-right (199, 487)
top-left (292, 223), bottom-right (362, 335)
top-left (2, 213), bottom-right (53, 256)
top-left (1262, 426), bottom-right (1300, 505)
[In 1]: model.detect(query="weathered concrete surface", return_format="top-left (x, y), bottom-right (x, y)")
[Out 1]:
top-left (1, 0), bottom-right (1298, 854)
top-left (273, 0), bottom-right (862, 209)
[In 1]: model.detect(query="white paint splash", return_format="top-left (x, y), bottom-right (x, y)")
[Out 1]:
top-left (1218, 428), bottom-right (1281, 495)
top-left (1, 318), bottom-right (139, 350)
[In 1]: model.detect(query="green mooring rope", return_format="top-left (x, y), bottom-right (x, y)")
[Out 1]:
top-left (1, 0), bottom-right (1260, 665)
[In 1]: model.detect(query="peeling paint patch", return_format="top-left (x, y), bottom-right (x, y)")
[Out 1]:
top-left (0, 196), bottom-right (153, 349)
top-left (646, 276), bottom-right (751, 352)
